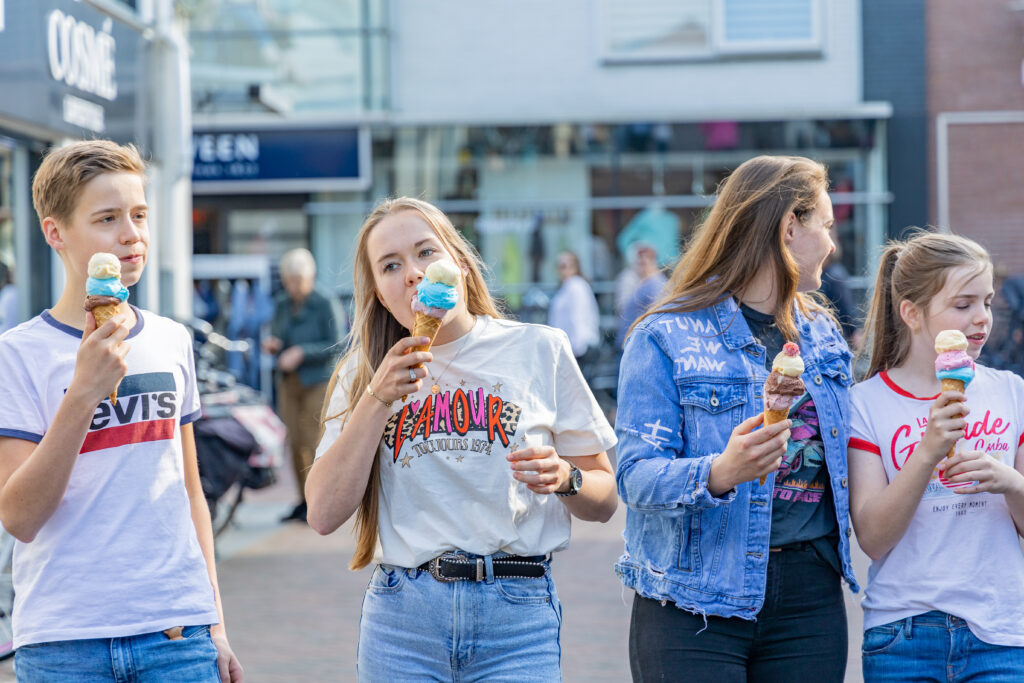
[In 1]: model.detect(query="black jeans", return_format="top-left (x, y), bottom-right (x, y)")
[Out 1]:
top-left (628, 543), bottom-right (847, 683)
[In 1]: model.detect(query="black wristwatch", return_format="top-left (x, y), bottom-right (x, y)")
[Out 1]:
top-left (556, 462), bottom-right (582, 497)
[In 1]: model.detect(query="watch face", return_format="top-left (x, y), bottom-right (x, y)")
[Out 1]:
top-left (570, 465), bottom-right (583, 492)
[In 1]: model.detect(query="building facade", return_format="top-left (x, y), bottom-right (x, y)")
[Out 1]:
top-left (929, 0), bottom-right (1024, 275)
top-left (0, 0), bottom-right (193, 324)
top-left (189, 0), bottom-right (894, 329)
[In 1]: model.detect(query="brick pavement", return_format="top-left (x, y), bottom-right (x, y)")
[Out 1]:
top-left (0, 478), bottom-right (868, 682)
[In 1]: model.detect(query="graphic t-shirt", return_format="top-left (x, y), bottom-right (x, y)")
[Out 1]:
top-left (317, 315), bottom-right (617, 568)
top-left (0, 309), bottom-right (218, 648)
top-left (741, 305), bottom-right (838, 564)
top-left (849, 368), bottom-right (1024, 645)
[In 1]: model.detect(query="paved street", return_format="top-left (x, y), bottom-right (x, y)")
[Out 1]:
top-left (0, 465), bottom-right (869, 681)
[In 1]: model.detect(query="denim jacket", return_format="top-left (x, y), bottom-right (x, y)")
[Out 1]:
top-left (614, 296), bottom-right (860, 620)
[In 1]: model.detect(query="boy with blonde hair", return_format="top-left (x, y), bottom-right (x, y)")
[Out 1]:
top-left (0, 140), bottom-right (242, 681)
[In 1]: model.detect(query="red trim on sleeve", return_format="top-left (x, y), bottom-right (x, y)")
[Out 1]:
top-left (849, 437), bottom-right (881, 456)
top-left (1018, 432), bottom-right (1024, 449)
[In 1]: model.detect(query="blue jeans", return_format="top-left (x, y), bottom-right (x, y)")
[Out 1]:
top-left (14, 625), bottom-right (219, 682)
top-left (357, 556), bottom-right (562, 682)
top-left (863, 611), bottom-right (1024, 682)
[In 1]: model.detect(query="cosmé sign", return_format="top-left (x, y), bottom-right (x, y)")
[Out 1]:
top-left (47, 9), bottom-right (118, 101)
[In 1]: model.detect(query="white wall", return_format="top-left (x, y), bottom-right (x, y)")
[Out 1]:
top-left (390, 0), bottom-right (863, 123)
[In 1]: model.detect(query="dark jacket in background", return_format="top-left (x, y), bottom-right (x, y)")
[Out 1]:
top-left (270, 288), bottom-right (343, 387)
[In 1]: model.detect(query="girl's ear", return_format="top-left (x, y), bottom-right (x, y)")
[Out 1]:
top-left (899, 299), bottom-right (922, 334)
top-left (781, 211), bottom-right (798, 245)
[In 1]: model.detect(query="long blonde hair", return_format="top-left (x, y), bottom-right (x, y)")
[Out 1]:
top-left (634, 155), bottom-right (831, 341)
top-left (861, 231), bottom-right (991, 378)
top-left (322, 197), bottom-right (504, 570)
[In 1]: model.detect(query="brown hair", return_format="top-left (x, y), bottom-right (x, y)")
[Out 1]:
top-left (634, 155), bottom-right (830, 341)
top-left (321, 197), bottom-right (504, 570)
top-left (32, 140), bottom-right (146, 225)
top-left (861, 231), bottom-right (991, 378)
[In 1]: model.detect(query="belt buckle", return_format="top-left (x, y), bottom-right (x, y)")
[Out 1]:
top-left (428, 553), bottom-right (461, 582)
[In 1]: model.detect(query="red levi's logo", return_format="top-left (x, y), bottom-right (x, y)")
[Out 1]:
top-left (79, 372), bottom-right (179, 453)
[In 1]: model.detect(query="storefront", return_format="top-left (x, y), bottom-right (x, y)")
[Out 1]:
top-left (0, 0), bottom-right (189, 325)
top-left (308, 113), bottom-right (891, 329)
top-left (189, 125), bottom-right (369, 391)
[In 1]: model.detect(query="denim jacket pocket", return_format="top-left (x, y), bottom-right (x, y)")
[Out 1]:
top-left (678, 383), bottom-right (748, 447)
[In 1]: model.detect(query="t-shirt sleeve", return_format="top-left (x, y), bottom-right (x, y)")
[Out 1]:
top-left (847, 383), bottom-right (881, 456)
top-left (314, 356), bottom-right (357, 461)
top-left (179, 325), bottom-right (202, 425)
top-left (550, 330), bottom-right (617, 457)
top-left (0, 336), bottom-right (47, 443)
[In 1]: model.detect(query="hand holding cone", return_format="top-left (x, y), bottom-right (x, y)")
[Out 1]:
top-left (403, 261), bottom-right (461, 399)
top-left (761, 342), bottom-right (804, 485)
top-left (83, 253), bottom-right (129, 404)
top-left (934, 330), bottom-right (975, 459)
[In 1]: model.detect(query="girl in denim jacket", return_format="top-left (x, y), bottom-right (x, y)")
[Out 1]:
top-left (616, 156), bottom-right (859, 682)
top-left (849, 232), bottom-right (1024, 681)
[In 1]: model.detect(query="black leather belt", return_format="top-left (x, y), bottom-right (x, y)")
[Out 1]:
top-left (417, 552), bottom-right (547, 582)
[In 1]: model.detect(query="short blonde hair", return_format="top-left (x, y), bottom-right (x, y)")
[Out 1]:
top-left (32, 140), bottom-right (146, 225)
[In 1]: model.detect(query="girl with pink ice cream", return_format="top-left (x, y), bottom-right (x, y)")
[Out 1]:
top-left (848, 232), bottom-right (1024, 682)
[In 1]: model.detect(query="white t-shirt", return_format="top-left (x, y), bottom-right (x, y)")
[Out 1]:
top-left (547, 276), bottom-right (600, 357)
top-left (849, 367), bottom-right (1024, 645)
top-left (317, 315), bottom-right (617, 568)
top-left (0, 309), bottom-right (219, 648)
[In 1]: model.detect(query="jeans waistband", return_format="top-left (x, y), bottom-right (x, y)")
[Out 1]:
top-left (906, 611), bottom-right (967, 627)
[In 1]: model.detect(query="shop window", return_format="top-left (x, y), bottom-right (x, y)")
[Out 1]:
top-left (599, 0), bottom-right (822, 62)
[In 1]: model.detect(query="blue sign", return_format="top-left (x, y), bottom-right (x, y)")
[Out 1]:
top-left (191, 127), bottom-right (369, 194)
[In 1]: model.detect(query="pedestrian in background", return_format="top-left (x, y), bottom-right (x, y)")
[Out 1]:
top-left (263, 248), bottom-right (342, 524)
top-left (0, 140), bottom-right (241, 682)
top-left (615, 156), bottom-right (859, 682)
top-left (615, 242), bottom-right (667, 350)
top-left (548, 250), bottom-right (600, 364)
top-left (305, 197), bottom-right (617, 681)
top-left (849, 232), bottom-right (1024, 681)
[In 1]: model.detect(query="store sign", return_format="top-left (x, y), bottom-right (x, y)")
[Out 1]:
top-left (191, 128), bottom-right (370, 194)
top-left (47, 10), bottom-right (118, 101)
top-left (0, 1), bottom-right (139, 139)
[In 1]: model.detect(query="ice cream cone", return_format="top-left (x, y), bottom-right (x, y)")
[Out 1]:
top-left (90, 302), bottom-right (122, 404)
top-left (760, 408), bottom-right (790, 484)
top-left (410, 312), bottom-right (444, 368)
top-left (941, 377), bottom-right (966, 458)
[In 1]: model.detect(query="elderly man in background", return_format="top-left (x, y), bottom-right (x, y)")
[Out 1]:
top-left (263, 248), bottom-right (344, 523)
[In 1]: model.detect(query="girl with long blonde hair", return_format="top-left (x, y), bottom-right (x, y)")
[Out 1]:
top-left (616, 156), bottom-right (859, 681)
top-left (305, 197), bottom-right (617, 681)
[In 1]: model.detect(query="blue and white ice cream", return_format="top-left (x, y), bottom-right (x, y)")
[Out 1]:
top-left (85, 253), bottom-right (129, 303)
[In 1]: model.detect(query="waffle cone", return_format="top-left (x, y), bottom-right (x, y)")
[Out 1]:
top-left (92, 302), bottom-right (121, 404)
top-left (400, 312), bottom-right (444, 401)
top-left (759, 408), bottom-right (790, 485)
top-left (941, 377), bottom-right (966, 458)
top-left (410, 313), bottom-right (444, 368)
